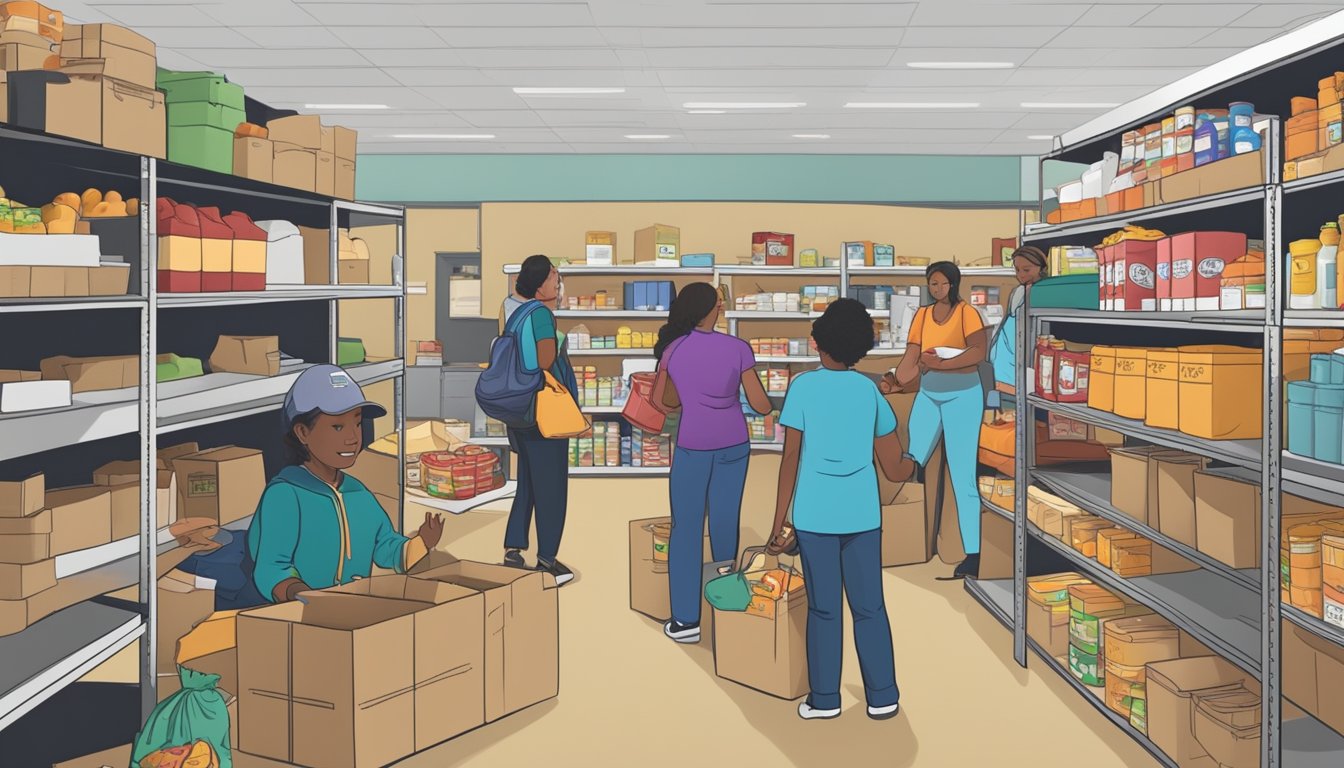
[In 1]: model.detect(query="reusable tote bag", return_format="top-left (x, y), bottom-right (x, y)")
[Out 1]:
top-left (622, 371), bottom-right (666, 433)
top-left (536, 371), bottom-right (590, 438)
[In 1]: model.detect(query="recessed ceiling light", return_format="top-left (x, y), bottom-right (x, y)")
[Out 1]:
top-left (844, 102), bottom-right (980, 109)
top-left (906, 62), bottom-right (1014, 70)
top-left (682, 102), bottom-right (805, 109)
top-left (687, 109), bottom-right (727, 114)
top-left (305, 104), bottom-right (389, 110)
top-left (513, 87), bottom-right (625, 95)
top-left (1027, 135), bottom-right (1055, 140)
top-left (626, 134), bottom-right (671, 139)
top-left (793, 134), bottom-right (831, 139)
top-left (391, 134), bottom-right (495, 139)
top-left (1021, 102), bottom-right (1120, 109)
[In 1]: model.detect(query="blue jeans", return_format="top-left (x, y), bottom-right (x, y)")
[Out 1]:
top-left (796, 528), bottom-right (899, 710)
top-left (669, 442), bottom-right (749, 625)
top-left (504, 426), bottom-right (569, 563)
top-left (908, 371), bottom-right (985, 554)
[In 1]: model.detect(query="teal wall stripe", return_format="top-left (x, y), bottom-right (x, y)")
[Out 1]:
top-left (355, 154), bottom-right (1042, 205)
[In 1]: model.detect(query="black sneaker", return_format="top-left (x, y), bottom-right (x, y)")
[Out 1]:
top-left (664, 619), bottom-right (701, 644)
top-left (503, 549), bottom-right (527, 569)
top-left (536, 558), bottom-right (575, 586)
top-left (937, 553), bottom-right (980, 582)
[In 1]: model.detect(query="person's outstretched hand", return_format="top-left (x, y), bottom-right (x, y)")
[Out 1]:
top-left (419, 512), bottom-right (444, 549)
top-left (878, 371), bottom-right (901, 394)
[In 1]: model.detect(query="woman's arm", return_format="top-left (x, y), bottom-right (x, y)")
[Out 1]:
top-left (875, 431), bottom-right (917, 483)
top-left (928, 327), bottom-right (988, 372)
top-left (895, 343), bottom-right (922, 386)
top-left (741, 369), bottom-right (773, 415)
top-left (769, 427), bottom-right (802, 543)
top-left (651, 365), bottom-right (680, 412)
top-left (251, 486), bottom-right (309, 603)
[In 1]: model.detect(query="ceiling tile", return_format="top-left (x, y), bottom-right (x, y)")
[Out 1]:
top-left (1092, 47), bottom-right (1245, 67)
top-left (1073, 4), bottom-right (1158, 26)
top-left (589, 3), bottom-right (917, 28)
top-left (1007, 68), bottom-right (1198, 88)
top-left (645, 47), bottom-right (894, 69)
top-left (384, 68), bottom-right (499, 88)
top-left (92, 4), bottom-right (218, 26)
top-left (187, 48), bottom-right (373, 69)
top-left (202, 1), bottom-right (318, 26)
top-left (227, 68), bottom-right (400, 89)
top-left (899, 26), bottom-right (1065, 48)
top-left (433, 26), bottom-right (609, 47)
top-left (1049, 26), bottom-right (1220, 48)
top-left (633, 27), bottom-right (906, 48)
top-left (242, 86), bottom-right (434, 109)
top-left (133, 27), bottom-right (258, 49)
top-left (909, 3), bottom-right (1089, 27)
top-left (1229, 4), bottom-right (1340, 27)
top-left (415, 2), bottom-right (595, 27)
top-left (1136, 4), bottom-right (1257, 26)
top-left (655, 69), bottom-right (882, 89)
top-left (311, 112), bottom-right (475, 129)
top-left (359, 49), bottom-right (471, 68)
top-left (411, 87), bottom-right (534, 110)
top-left (331, 26), bottom-right (449, 48)
top-left (453, 48), bottom-right (623, 68)
top-left (235, 26), bottom-right (346, 49)
top-left (456, 110), bottom-right (549, 128)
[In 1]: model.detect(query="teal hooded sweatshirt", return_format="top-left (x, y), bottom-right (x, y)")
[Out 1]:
top-left (248, 464), bottom-right (414, 602)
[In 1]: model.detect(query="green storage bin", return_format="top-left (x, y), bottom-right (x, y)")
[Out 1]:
top-left (168, 102), bottom-right (246, 131)
top-left (157, 354), bottom-right (204, 382)
top-left (157, 68), bottom-right (246, 111)
top-left (168, 125), bottom-right (234, 174)
top-left (337, 337), bottom-right (367, 366)
top-left (1031, 273), bottom-right (1100, 310)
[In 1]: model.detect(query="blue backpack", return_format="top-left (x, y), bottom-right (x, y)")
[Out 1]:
top-left (476, 301), bottom-right (546, 427)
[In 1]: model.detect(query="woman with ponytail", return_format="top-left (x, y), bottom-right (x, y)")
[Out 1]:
top-left (650, 282), bottom-right (772, 645)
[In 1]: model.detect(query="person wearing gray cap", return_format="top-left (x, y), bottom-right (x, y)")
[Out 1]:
top-left (247, 364), bottom-right (444, 603)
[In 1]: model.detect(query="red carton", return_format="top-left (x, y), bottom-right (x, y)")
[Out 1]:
top-left (1156, 238), bottom-right (1173, 311)
top-left (1099, 245), bottom-right (1114, 311)
top-left (1120, 240), bottom-right (1159, 312)
top-left (1169, 232), bottom-right (1248, 312)
top-left (753, 232), bottom-right (795, 267)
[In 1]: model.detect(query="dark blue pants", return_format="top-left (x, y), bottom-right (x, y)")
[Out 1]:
top-left (669, 443), bottom-right (749, 625)
top-left (505, 426), bottom-right (569, 563)
top-left (796, 528), bottom-right (900, 710)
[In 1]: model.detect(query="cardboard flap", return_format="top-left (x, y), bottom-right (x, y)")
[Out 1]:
top-left (297, 591), bottom-right (425, 629)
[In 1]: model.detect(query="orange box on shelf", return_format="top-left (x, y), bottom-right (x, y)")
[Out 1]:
top-left (1112, 348), bottom-right (1149, 421)
top-left (1144, 348), bottom-right (1180, 431)
top-left (1288, 110), bottom-right (1320, 160)
top-left (1178, 345), bottom-right (1263, 440)
top-left (1105, 191), bottom-right (1125, 215)
top-left (1122, 186), bottom-right (1144, 212)
top-left (1089, 346), bottom-right (1117, 413)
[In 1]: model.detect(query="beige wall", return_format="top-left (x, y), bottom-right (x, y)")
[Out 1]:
top-left (405, 208), bottom-right (480, 345)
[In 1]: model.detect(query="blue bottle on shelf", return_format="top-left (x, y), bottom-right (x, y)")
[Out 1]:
top-left (1288, 381), bottom-right (1318, 458)
top-left (1194, 118), bottom-right (1220, 166)
top-left (1313, 383), bottom-right (1344, 463)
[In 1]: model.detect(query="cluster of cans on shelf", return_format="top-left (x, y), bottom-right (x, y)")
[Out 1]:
top-left (574, 367), bottom-right (628, 408)
top-left (568, 325), bottom-right (657, 351)
top-left (756, 368), bottom-right (795, 395)
top-left (748, 337), bottom-right (816, 358)
top-left (746, 411), bottom-right (783, 444)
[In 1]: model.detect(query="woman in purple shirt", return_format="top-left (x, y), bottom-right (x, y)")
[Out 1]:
top-left (651, 282), bottom-right (773, 644)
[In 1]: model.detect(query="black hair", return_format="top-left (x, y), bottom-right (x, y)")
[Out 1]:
top-left (515, 254), bottom-right (553, 299)
top-left (811, 298), bottom-right (875, 368)
top-left (926, 261), bottom-right (963, 305)
top-left (1011, 245), bottom-right (1049, 275)
top-left (284, 409), bottom-right (322, 465)
top-left (654, 282), bottom-right (717, 361)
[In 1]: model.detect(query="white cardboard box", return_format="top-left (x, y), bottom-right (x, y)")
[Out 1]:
top-left (0, 380), bottom-right (73, 412)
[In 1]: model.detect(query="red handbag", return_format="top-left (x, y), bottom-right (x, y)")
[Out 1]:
top-left (622, 371), bottom-right (666, 433)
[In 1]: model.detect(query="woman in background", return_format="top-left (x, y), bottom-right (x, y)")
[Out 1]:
top-left (499, 254), bottom-right (576, 585)
top-left (651, 282), bottom-right (772, 644)
top-left (888, 261), bottom-right (987, 580)
top-left (990, 246), bottom-right (1048, 393)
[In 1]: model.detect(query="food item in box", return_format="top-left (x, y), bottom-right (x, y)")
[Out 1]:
top-left (1097, 527), bottom-right (1139, 569)
top-left (1070, 518), bottom-right (1114, 558)
top-left (136, 740), bottom-right (218, 768)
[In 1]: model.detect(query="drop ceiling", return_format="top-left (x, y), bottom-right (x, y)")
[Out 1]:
top-left (56, 1), bottom-right (1342, 155)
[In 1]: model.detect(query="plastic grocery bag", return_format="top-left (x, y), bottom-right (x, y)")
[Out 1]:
top-left (130, 667), bottom-right (232, 768)
top-left (704, 547), bottom-right (769, 612)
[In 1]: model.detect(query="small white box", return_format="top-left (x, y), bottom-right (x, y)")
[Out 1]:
top-left (0, 380), bottom-right (73, 413)
top-left (256, 220), bottom-right (305, 285)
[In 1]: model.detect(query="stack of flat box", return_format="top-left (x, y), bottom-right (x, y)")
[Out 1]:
top-left (159, 68), bottom-right (245, 174)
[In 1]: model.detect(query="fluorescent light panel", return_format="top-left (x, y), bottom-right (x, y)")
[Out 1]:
top-left (793, 134), bottom-right (830, 139)
top-left (1021, 102), bottom-right (1120, 109)
top-left (906, 61), bottom-right (1014, 69)
top-left (304, 104), bottom-right (388, 110)
top-left (514, 87), bottom-right (626, 95)
top-left (1027, 135), bottom-right (1055, 140)
top-left (682, 102), bottom-right (805, 109)
top-left (626, 134), bottom-right (671, 139)
top-left (845, 102), bottom-right (980, 109)
top-left (687, 109), bottom-right (727, 114)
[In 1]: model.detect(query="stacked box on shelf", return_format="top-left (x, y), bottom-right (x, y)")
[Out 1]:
top-left (266, 114), bottom-right (357, 196)
top-left (158, 68), bottom-right (245, 174)
top-left (623, 281), bottom-right (675, 312)
top-left (1067, 584), bottom-right (1151, 687)
top-left (1103, 614), bottom-right (1183, 733)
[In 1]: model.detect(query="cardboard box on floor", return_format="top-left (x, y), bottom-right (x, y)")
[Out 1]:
top-left (172, 446), bottom-right (265, 526)
top-left (628, 515), bottom-right (715, 640)
top-left (979, 508), bottom-right (1014, 579)
top-left (881, 483), bottom-right (929, 567)
top-left (410, 550), bottom-right (560, 723)
top-left (238, 575), bottom-right (486, 767)
top-left (713, 550), bottom-right (808, 700)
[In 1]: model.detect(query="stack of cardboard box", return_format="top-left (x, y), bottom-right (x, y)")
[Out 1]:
top-left (159, 68), bottom-right (245, 174)
top-left (266, 115), bottom-right (357, 197)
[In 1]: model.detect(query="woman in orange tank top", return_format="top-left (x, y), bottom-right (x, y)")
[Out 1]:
top-left (886, 262), bottom-right (987, 579)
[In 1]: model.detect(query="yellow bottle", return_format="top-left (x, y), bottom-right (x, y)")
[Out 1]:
top-left (1290, 238), bottom-right (1322, 310)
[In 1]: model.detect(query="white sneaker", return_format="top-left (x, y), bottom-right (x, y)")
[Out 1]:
top-left (868, 703), bottom-right (900, 720)
top-left (663, 620), bottom-right (700, 643)
top-left (798, 701), bottom-right (841, 720)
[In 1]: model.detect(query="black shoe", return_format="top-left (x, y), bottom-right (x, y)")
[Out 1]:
top-left (937, 554), bottom-right (980, 581)
top-left (536, 558), bottom-right (575, 586)
top-left (503, 549), bottom-right (527, 569)
top-left (663, 619), bottom-right (701, 643)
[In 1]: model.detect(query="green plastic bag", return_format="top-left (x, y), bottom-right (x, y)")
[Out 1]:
top-left (704, 547), bottom-right (768, 612)
top-left (130, 666), bottom-right (232, 768)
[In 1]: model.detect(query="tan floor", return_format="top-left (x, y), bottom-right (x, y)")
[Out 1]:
top-left (383, 469), bottom-right (1158, 768)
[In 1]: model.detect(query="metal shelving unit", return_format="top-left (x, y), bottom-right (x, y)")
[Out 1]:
top-left (0, 123), bottom-right (406, 734)
top-left (965, 577), bottom-right (1013, 630)
top-left (972, 13), bottom-right (1344, 767)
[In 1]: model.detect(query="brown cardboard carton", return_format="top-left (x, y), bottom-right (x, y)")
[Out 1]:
top-left (316, 150), bottom-right (336, 197)
top-left (1157, 453), bottom-right (1210, 547)
top-left (157, 573), bottom-right (217, 677)
top-left (338, 259), bottom-right (370, 285)
top-left (28, 264), bottom-right (86, 297)
top-left (208, 335), bottom-right (280, 376)
top-left (1193, 688), bottom-right (1261, 768)
top-left (0, 558), bottom-right (55, 600)
top-left (334, 158), bottom-right (356, 201)
top-left (238, 578), bottom-right (485, 768)
top-left (332, 126), bottom-right (357, 160)
top-left (172, 446), bottom-right (265, 525)
top-left (0, 508), bottom-right (51, 536)
top-left (1283, 620), bottom-right (1344, 735)
top-left (0, 265), bottom-right (29, 297)
top-left (93, 459), bottom-right (139, 486)
top-left (1109, 446), bottom-right (1163, 525)
top-left (0, 531), bottom-right (49, 563)
top-left (321, 576), bottom-right (487, 750)
top-left (267, 114), bottom-right (324, 150)
top-left (881, 483), bottom-right (929, 567)
top-left (234, 136), bottom-right (273, 184)
top-left (410, 552), bottom-right (559, 722)
top-left (1027, 573), bottom-right (1090, 657)
top-left (347, 444), bottom-right (400, 501)
top-left (60, 23), bottom-right (156, 89)
top-left (0, 473), bottom-right (43, 518)
top-left (1147, 656), bottom-right (1251, 765)
top-left (634, 223), bottom-right (680, 264)
top-left (979, 509), bottom-right (1014, 579)
top-left (41, 72), bottom-right (165, 157)
top-left (298, 224), bottom-right (330, 285)
top-left (158, 442), bottom-right (201, 467)
top-left (88, 263), bottom-right (129, 296)
top-left (1157, 151), bottom-right (1265, 204)
top-left (627, 516), bottom-right (714, 644)
top-left (107, 482), bottom-right (139, 540)
top-left (713, 562), bottom-right (807, 700)
top-left (46, 485), bottom-right (113, 554)
top-left (1194, 470), bottom-right (1260, 569)
top-left (273, 142), bottom-right (317, 192)
top-left (39, 354), bottom-right (137, 393)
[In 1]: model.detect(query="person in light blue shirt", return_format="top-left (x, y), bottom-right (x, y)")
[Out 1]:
top-left (990, 246), bottom-right (1048, 389)
top-left (768, 298), bottom-right (917, 722)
